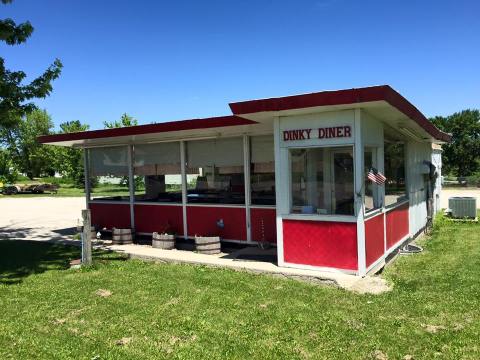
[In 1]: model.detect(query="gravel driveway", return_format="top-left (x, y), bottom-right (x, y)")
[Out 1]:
top-left (0, 197), bottom-right (85, 241)
top-left (441, 188), bottom-right (480, 209)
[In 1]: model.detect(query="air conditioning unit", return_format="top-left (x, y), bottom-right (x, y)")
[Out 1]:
top-left (448, 197), bottom-right (477, 218)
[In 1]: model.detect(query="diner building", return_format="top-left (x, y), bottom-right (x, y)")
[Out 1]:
top-left (39, 85), bottom-right (450, 276)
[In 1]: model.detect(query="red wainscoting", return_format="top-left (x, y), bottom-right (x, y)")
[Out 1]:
top-left (282, 220), bottom-right (357, 271)
top-left (250, 208), bottom-right (277, 243)
top-left (365, 213), bottom-right (385, 268)
top-left (186, 206), bottom-right (247, 241)
top-left (386, 202), bottom-right (409, 249)
top-left (134, 204), bottom-right (184, 236)
top-left (89, 202), bottom-right (131, 229)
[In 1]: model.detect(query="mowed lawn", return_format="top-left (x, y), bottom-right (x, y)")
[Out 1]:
top-left (0, 215), bottom-right (479, 359)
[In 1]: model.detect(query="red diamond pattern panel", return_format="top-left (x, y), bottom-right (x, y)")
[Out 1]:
top-left (365, 213), bottom-right (385, 267)
top-left (386, 203), bottom-right (409, 249)
top-left (251, 208), bottom-right (277, 243)
top-left (282, 219), bottom-right (357, 270)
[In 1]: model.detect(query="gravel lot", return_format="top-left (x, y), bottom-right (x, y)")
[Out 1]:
top-left (0, 197), bottom-right (85, 241)
top-left (0, 189), bottom-right (478, 241)
top-left (441, 188), bottom-right (480, 209)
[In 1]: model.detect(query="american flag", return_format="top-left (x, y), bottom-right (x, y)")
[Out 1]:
top-left (367, 167), bottom-right (386, 185)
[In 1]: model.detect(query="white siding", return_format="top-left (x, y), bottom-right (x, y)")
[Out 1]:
top-left (432, 148), bottom-right (442, 214)
top-left (406, 141), bottom-right (432, 236)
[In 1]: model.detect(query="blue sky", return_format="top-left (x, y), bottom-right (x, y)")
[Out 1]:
top-left (1, 0), bottom-right (479, 130)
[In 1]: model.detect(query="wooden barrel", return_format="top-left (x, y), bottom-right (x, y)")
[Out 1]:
top-left (152, 232), bottom-right (175, 250)
top-left (112, 228), bottom-right (133, 245)
top-left (195, 236), bottom-right (221, 255)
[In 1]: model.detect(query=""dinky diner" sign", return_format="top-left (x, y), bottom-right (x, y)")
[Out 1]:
top-left (283, 125), bottom-right (352, 141)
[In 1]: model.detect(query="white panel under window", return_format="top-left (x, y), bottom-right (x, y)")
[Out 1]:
top-left (89, 146), bottom-right (128, 176)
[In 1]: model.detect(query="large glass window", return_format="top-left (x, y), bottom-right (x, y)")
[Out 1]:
top-left (186, 138), bottom-right (245, 204)
top-left (250, 135), bottom-right (275, 205)
top-left (364, 147), bottom-right (382, 213)
top-left (88, 146), bottom-right (130, 201)
top-left (133, 142), bottom-right (182, 203)
top-left (290, 146), bottom-right (354, 215)
top-left (384, 142), bottom-right (407, 206)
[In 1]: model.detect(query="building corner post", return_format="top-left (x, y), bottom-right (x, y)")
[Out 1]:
top-left (354, 109), bottom-right (367, 276)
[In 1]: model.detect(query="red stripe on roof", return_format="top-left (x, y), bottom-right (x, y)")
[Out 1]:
top-left (229, 85), bottom-right (451, 142)
top-left (38, 115), bottom-right (257, 144)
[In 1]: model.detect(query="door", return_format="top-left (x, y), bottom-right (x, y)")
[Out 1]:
top-left (331, 148), bottom-right (354, 215)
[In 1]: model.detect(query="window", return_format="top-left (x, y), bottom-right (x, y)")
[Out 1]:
top-left (133, 142), bottom-right (182, 203)
top-left (384, 142), bottom-right (407, 206)
top-left (290, 146), bottom-right (354, 215)
top-left (88, 146), bottom-right (130, 201)
top-left (364, 147), bottom-right (382, 213)
top-left (186, 138), bottom-right (245, 204)
top-left (250, 135), bottom-right (275, 205)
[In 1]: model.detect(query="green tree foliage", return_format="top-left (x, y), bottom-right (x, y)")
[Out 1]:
top-left (54, 120), bottom-right (89, 187)
top-left (0, 147), bottom-right (17, 183)
top-left (103, 113), bottom-right (138, 129)
top-left (0, 0), bottom-right (62, 128)
top-left (430, 110), bottom-right (480, 177)
top-left (1, 109), bottom-right (55, 179)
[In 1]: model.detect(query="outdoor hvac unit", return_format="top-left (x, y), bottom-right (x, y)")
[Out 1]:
top-left (448, 197), bottom-right (477, 218)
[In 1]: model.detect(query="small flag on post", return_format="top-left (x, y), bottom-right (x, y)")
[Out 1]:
top-left (367, 167), bottom-right (386, 185)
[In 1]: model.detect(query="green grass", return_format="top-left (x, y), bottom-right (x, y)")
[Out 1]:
top-left (0, 214), bottom-right (479, 359)
top-left (0, 183), bottom-right (130, 198)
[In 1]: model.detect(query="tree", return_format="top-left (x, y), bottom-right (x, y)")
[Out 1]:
top-left (54, 120), bottom-right (89, 186)
top-left (430, 109), bottom-right (480, 177)
top-left (103, 113), bottom-right (138, 129)
top-left (1, 0), bottom-right (62, 129)
top-left (0, 147), bottom-right (17, 183)
top-left (1, 109), bottom-right (56, 179)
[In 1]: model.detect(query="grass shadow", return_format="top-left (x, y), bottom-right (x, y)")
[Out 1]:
top-left (0, 240), bottom-right (80, 285)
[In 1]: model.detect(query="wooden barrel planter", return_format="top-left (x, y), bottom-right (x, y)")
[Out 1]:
top-left (195, 236), bottom-right (221, 255)
top-left (112, 228), bottom-right (133, 245)
top-left (152, 232), bottom-right (175, 250)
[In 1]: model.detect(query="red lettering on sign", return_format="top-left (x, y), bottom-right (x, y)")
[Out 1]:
top-left (283, 126), bottom-right (352, 141)
top-left (318, 128), bottom-right (325, 138)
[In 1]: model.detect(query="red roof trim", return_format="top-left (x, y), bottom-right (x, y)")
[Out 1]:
top-left (229, 85), bottom-right (451, 142)
top-left (38, 115), bottom-right (257, 144)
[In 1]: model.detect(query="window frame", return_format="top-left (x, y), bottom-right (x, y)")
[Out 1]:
top-left (132, 141), bottom-right (183, 204)
top-left (384, 141), bottom-right (408, 208)
top-left (286, 144), bottom-right (356, 217)
top-left (185, 136), bottom-right (246, 205)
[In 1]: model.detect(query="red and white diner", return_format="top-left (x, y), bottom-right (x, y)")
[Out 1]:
top-left (39, 85), bottom-right (450, 276)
